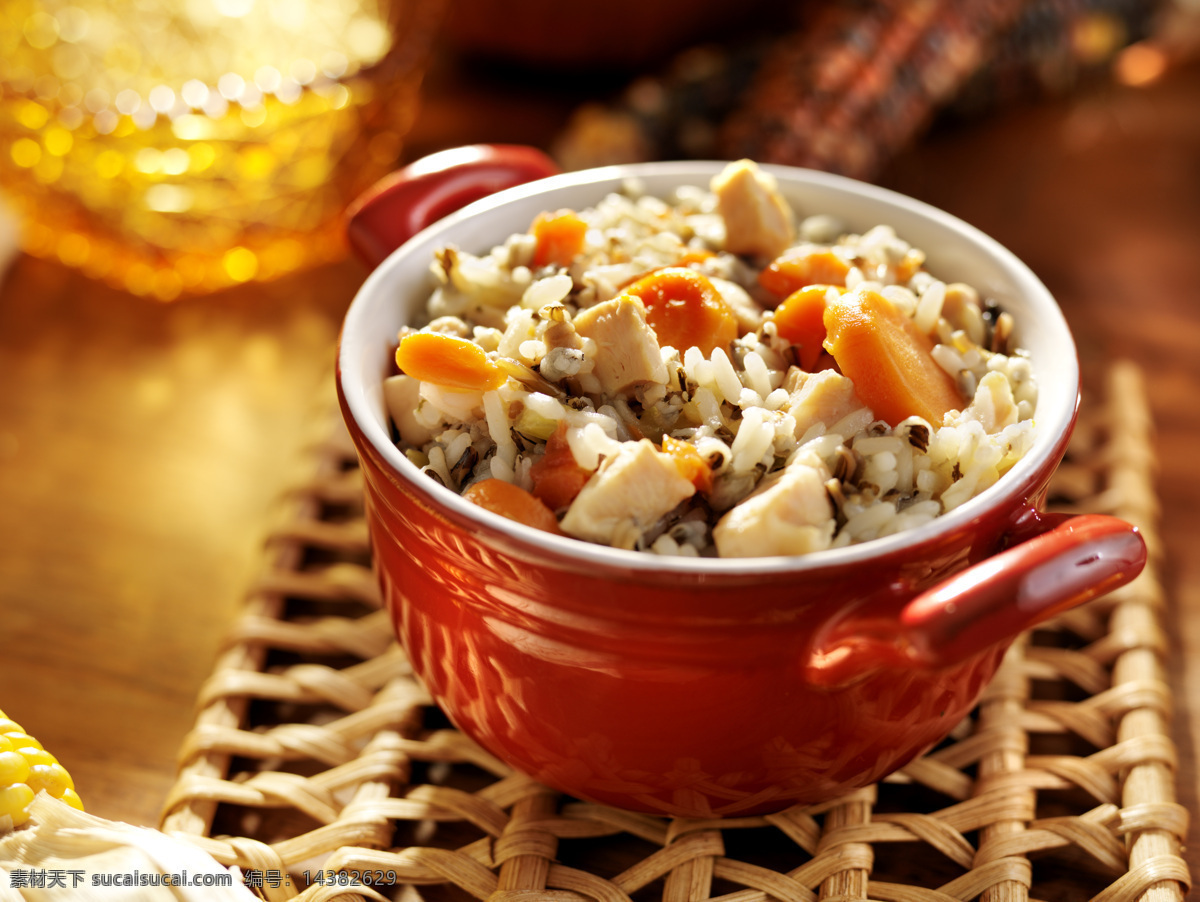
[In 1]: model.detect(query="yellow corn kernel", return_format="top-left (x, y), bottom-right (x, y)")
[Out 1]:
top-left (0, 751), bottom-right (30, 786)
top-left (4, 732), bottom-right (43, 752)
top-left (0, 784), bottom-right (35, 827)
top-left (27, 763), bottom-right (73, 797)
top-left (17, 747), bottom-right (56, 768)
top-left (60, 788), bottom-right (85, 811)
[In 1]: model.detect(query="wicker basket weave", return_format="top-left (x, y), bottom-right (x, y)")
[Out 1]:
top-left (160, 361), bottom-right (1190, 902)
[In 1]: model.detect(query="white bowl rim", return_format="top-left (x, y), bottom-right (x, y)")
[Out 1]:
top-left (339, 160), bottom-right (1079, 576)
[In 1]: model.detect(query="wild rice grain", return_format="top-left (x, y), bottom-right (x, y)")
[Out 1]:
top-left (711, 348), bottom-right (743, 405)
top-left (915, 280), bottom-right (946, 335)
top-left (483, 391), bottom-right (517, 468)
top-left (742, 350), bottom-right (773, 399)
top-left (731, 407), bottom-right (774, 472)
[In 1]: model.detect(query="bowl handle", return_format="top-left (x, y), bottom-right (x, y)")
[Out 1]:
top-left (807, 512), bottom-right (1146, 687)
top-left (344, 143), bottom-right (560, 269)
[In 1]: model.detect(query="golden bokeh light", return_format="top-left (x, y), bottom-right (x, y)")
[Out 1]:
top-left (0, 0), bottom-right (444, 297)
top-left (1114, 42), bottom-right (1169, 87)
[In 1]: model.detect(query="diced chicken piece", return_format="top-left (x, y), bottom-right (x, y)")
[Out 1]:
top-left (383, 374), bottom-right (436, 446)
top-left (711, 276), bottom-right (766, 333)
top-left (786, 369), bottom-right (868, 438)
top-left (572, 294), bottom-right (668, 395)
top-left (963, 370), bottom-right (1018, 433)
top-left (711, 159), bottom-right (795, 259)
top-left (560, 439), bottom-right (695, 548)
top-left (713, 464), bottom-right (834, 557)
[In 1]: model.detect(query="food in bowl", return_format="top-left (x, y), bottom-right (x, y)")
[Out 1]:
top-left (382, 160), bottom-right (1036, 558)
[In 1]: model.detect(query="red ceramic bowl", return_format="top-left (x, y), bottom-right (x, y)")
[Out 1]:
top-left (337, 146), bottom-right (1146, 817)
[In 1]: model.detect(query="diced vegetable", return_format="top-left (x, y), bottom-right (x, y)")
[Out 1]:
top-left (677, 248), bottom-right (716, 267)
top-left (772, 285), bottom-right (837, 371)
top-left (462, 478), bottom-right (564, 534)
top-left (530, 421), bottom-right (591, 510)
top-left (514, 406), bottom-right (561, 442)
top-left (622, 267), bottom-right (738, 355)
top-left (0, 709), bottom-right (83, 828)
top-left (531, 209), bottom-right (588, 267)
top-left (395, 332), bottom-right (507, 392)
top-left (759, 248), bottom-right (850, 299)
top-left (894, 247), bottom-right (925, 284)
top-left (662, 435), bottom-right (713, 494)
top-left (822, 288), bottom-right (965, 426)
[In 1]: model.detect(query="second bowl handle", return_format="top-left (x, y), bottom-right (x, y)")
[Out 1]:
top-left (900, 512), bottom-right (1145, 667)
top-left (807, 512), bottom-right (1146, 687)
top-left (345, 143), bottom-right (560, 269)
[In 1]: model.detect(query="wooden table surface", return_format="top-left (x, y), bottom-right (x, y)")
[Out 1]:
top-left (1, 32), bottom-right (1197, 880)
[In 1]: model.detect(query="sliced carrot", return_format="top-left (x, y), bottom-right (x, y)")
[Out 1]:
top-left (462, 478), bottom-right (564, 534)
top-left (394, 332), bottom-right (506, 392)
top-left (772, 284), bottom-right (837, 371)
top-left (759, 248), bottom-right (851, 300)
top-left (531, 209), bottom-right (588, 267)
top-left (893, 248), bottom-right (924, 284)
top-left (530, 420), bottom-right (591, 510)
top-left (811, 350), bottom-right (840, 372)
top-left (622, 267), bottom-right (738, 355)
top-left (661, 435), bottom-right (713, 494)
top-left (822, 288), bottom-right (965, 427)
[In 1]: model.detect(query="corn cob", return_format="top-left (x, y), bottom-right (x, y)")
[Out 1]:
top-left (553, 0), bottom-right (1165, 180)
top-left (948, 0), bottom-right (1162, 116)
top-left (720, 0), bottom-right (1169, 177)
top-left (718, 0), bottom-right (1032, 180)
top-left (0, 708), bottom-right (83, 829)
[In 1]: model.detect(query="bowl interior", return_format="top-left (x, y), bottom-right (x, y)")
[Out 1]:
top-left (339, 162), bottom-right (1079, 574)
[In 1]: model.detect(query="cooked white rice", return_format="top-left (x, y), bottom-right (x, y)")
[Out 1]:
top-left (383, 161), bottom-right (1037, 558)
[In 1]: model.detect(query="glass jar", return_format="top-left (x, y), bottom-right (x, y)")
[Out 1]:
top-left (0, 0), bottom-right (443, 299)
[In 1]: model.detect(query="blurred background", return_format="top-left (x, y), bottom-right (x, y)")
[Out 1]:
top-left (2, 0), bottom-right (1196, 296)
top-left (0, 0), bottom-right (1198, 839)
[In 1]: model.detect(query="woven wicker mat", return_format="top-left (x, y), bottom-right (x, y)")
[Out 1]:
top-left (161, 360), bottom-right (1191, 902)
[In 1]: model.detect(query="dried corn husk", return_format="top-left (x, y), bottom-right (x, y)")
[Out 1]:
top-left (0, 794), bottom-right (257, 901)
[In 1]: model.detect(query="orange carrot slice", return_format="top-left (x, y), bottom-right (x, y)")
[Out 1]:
top-left (622, 267), bottom-right (738, 355)
top-left (773, 284), bottom-right (837, 371)
top-left (530, 421), bottom-right (591, 510)
top-left (759, 248), bottom-right (851, 300)
top-left (822, 288), bottom-right (964, 427)
top-left (394, 332), bottom-right (506, 392)
top-left (662, 435), bottom-right (713, 494)
top-left (893, 248), bottom-right (924, 284)
top-left (462, 478), bottom-right (564, 534)
top-left (531, 209), bottom-right (588, 267)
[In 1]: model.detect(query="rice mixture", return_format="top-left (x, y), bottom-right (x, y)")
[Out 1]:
top-left (383, 160), bottom-right (1037, 558)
